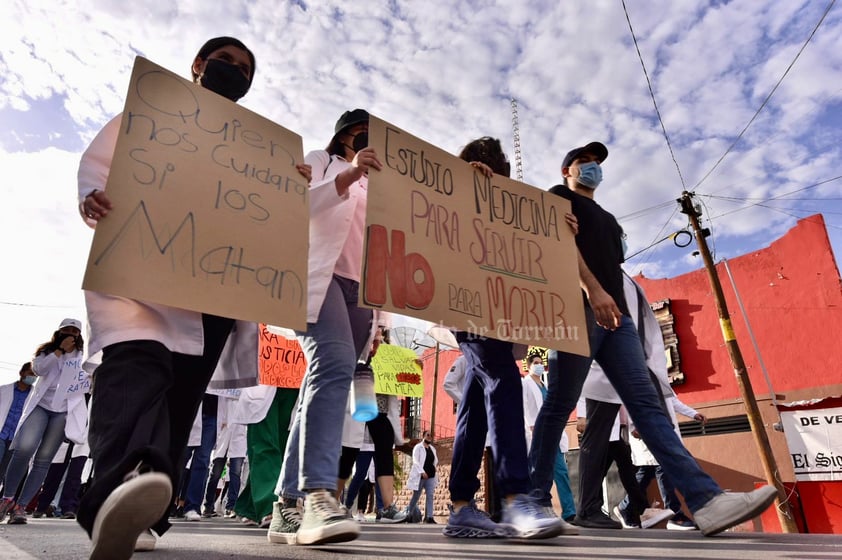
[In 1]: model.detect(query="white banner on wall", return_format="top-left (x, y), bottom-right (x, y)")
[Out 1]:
top-left (779, 405), bottom-right (842, 481)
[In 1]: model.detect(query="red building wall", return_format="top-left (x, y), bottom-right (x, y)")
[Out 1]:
top-left (635, 214), bottom-right (842, 405)
top-left (635, 215), bottom-right (842, 533)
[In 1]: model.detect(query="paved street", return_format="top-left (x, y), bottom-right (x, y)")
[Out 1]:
top-left (2, 516), bottom-right (841, 560)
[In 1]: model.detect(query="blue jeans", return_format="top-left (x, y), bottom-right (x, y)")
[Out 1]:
top-left (449, 335), bottom-right (530, 502)
top-left (528, 313), bottom-right (722, 512)
top-left (279, 275), bottom-right (373, 498)
top-left (407, 476), bottom-right (436, 518)
top-left (344, 451), bottom-right (382, 510)
top-left (184, 413), bottom-right (217, 513)
top-left (204, 456), bottom-right (244, 511)
top-left (619, 464), bottom-right (682, 513)
top-left (553, 450), bottom-right (576, 518)
top-left (2, 405), bottom-right (67, 505)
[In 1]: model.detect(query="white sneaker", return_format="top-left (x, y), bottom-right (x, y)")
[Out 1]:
top-left (134, 529), bottom-right (156, 552)
top-left (183, 509), bottom-right (201, 521)
top-left (502, 493), bottom-right (564, 539)
top-left (90, 472), bottom-right (171, 560)
top-left (296, 490), bottom-right (360, 546)
top-left (640, 508), bottom-right (674, 529)
top-left (693, 486), bottom-right (777, 536)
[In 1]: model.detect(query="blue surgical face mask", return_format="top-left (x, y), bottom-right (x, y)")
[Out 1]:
top-left (530, 364), bottom-right (545, 376)
top-left (22, 375), bottom-right (37, 386)
top-left (576, 162), bottom-right (603, 188)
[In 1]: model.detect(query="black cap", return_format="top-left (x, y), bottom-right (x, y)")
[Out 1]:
top-left (334, 109), bottom-right (370, 135)
top-left (193, 36), bottom-right (256, 85)
top-left (561, 141), bottom-right (608, 170)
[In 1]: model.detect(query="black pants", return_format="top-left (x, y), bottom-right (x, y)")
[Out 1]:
top-left (577, 399), bottom-right (647, 517)
top-left (77, 314), bottom-right (234, 537)
top-left (36, 447), bottom-right (87, 514)
top-left (366, 413), bottom-right (395, 477)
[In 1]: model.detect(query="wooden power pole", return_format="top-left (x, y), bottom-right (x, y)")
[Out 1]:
top-left (678, 191), bottom-right (798, 533)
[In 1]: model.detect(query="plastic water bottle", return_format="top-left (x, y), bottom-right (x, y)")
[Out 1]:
top-left (350, 365), bottom-right (378, 422)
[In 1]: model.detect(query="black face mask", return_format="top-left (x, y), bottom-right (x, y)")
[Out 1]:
top-left (200, 59), bottom-right (251, 102)
top-left (352, 131), bottom-right (369, 152)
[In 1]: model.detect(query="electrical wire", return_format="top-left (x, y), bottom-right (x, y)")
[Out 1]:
top-left (702, 174), bottom-right (842, 220)
top-left (617, 199), bottom-right (677, 223)
top-left (626, 206), bottom-right (680, 269)
top-left (697, 196), bottom-right (717, 259)
top-left (621, 0), bottom-right (687, 190)
top-left (691, 0), bottom-right (837, 191)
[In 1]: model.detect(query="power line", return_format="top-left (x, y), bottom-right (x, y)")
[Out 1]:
top-left (617, 199), bottom-right (676, 223)
top-left (691, 0), bottom-right (837, 191)
top-left (702, 174), bottom-right (842, 220)
top-left (621, 0), bottom-right (687, 190)
top-left (626, 205), bottom-right (680, 268)
top-left (0, 300), bottom-right (81, 309)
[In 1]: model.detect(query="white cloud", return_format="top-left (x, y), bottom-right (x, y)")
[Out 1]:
top-left (2, 0), bottom-right (842, 380)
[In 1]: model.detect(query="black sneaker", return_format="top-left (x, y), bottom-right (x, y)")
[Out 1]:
top-left (667, 512), bottom-right (698, 531)
top-left (424, 517), bottom-right (437, 524)
top-left (613, 505), bottom-right (641, 529)
top-left (572, 511), bottom-right (622, 529)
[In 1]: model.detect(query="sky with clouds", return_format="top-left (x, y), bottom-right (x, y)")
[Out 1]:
top-left (1, 0), bottom-right (841, 382)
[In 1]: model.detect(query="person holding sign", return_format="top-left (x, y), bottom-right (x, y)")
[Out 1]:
top-left (0, 319), bottom-right (88, 525)
top-left (443, 137), bottom-right (566, 541)
top-left (528, 141), bottom-right (778, 536)
top-left (75, 37), bottom-right (311, 560)
top-left (270, 109), bottom-right (383, 546)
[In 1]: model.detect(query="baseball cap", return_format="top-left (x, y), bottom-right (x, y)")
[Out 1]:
top-left (334, 109), bottom-right (370, 136)
top-left (59, 318), bottom-right (82, 331)
top-left (561, 141), bottom-right (608, 170)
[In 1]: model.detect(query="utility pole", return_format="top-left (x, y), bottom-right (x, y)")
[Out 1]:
top-left (678, 191), bottom-right (798, 533)
top-left (430, 341), bottom-right (440, 439)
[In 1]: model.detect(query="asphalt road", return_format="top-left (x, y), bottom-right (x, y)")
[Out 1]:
top-left (1, 516), bottom-right (841, 559)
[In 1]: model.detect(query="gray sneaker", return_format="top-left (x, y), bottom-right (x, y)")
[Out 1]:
top-left (541, 506), bottom-right (579, 535)
top-left (267, 501), bottom-right (301, 545)
top-left (378, 505), bottom-right (407, 524)
top-left (502, 493), bottom-right (564, 539)
top-left (296, 490), bottom-right (360, 546)
top-left (443, 501), bottom-right (508, 538)
top-left (693, 486), bottom-right (777, 536)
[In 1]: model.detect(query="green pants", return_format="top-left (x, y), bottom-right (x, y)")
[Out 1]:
top-left (234, 388), bottom-right (298, 521)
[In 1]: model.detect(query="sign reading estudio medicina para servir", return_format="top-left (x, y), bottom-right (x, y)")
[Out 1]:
top-left (361, 116), bottom-right (589, 355)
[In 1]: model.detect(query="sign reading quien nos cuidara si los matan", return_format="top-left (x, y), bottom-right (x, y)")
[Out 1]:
top-left (361, 116), bottom-right (589, 355)
top-left (83, 57), bottom-right (309, 331)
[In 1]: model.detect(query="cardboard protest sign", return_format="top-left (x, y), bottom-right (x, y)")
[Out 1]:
top-left (258, 324), bottom-right (306, 388)
top-left (83, 57), bottom-right (308, 330)
top-left (370, 343), bottom-right (424, 397)
top-left (361, 117), bottom-right (588, 355)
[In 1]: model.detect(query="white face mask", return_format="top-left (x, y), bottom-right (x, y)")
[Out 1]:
top-left (529, 363), bottom-right (545, 376)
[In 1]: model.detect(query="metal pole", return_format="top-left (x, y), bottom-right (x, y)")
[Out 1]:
top-left (679, 192), bottom-right (797, 533)
top-left (721, 258), bottom-right (781, 413)
top-left (430, 342), bottom-right (440, 439)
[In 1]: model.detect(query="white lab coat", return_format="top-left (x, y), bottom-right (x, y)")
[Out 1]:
top-left (523, 374), bottom-right (569, 453)
top-left (0, 382), bottom-right (33, 441)
top-left (16, 350), bottom-right (89, 446)
top-left (406, 440), bottom-right (439, 492)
